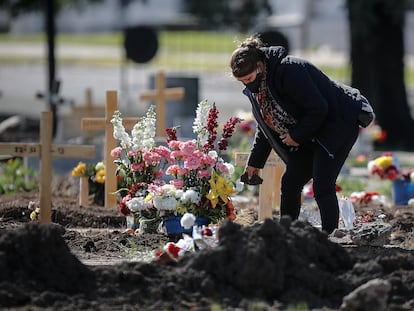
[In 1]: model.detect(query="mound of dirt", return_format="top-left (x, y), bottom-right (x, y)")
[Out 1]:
top-left (1, 218), bottom-right (414, 310)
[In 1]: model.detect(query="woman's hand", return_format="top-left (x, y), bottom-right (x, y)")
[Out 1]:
top-left (245, 166), bottom-right (260, 179)
top-left (241, 166), bottom-right (263, 185)
top-left (280, 133), bottom-right (299, 147)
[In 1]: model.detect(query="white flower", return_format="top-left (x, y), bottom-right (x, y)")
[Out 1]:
top-left (410, 171), bottom-right (414, 184)
top-left (111, 111), bottom-right (132, 149)
top-left (193, 99), bottom-right (212, 146)
top-left (180, 212), bottom-right (196, 229)
top-left (131, 105), bottom-right (157, 151)
top-left (367, 160), bottom-right (376, 174)
top-left (153, 196), bottom-right (177, 210)
top-left (208, 150), bottom-right (218, 159)
top-left (175, 189), bottom-right (184, 199)
top-left (181, 189), bottom-right (201, 204)
top-left (126, 197), bottom-right (151, 212)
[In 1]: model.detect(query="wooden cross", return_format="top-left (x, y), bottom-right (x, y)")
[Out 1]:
top-left (234, 151), bottom-right (285, 221)
top-left (72, 88), bottom-right (106, 117)
top-left (139, 70), bottom-right (185, 137)
top-left (0, 111), bottom-right (96, 224)
top-left (71, 88), bottom-right (106, 141)
top-left (81, 90), bottom-right (140, 209)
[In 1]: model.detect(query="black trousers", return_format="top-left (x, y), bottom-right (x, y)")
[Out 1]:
top-left (279, 130), bottom-right (359, 233)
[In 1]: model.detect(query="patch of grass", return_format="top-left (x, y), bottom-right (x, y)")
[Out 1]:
top-left (337, 175), bottom-right (367, 196)
top-left (0, 158), bottom-right (38, 194)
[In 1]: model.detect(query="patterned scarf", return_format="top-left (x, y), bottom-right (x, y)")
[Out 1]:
top-left (256, 76), bottom-right (297, 136)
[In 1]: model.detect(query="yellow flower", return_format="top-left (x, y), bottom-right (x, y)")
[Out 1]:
top-left (95, 161), bottom-right (105, 171)
top-left (144, 194), bottom-right (152, 203)
top-left (207, 170), bottom-right (236, 208)
top-left (95, 169), bottom-right (105, 184)
top-left (71, 162), bottom-right (86, 177)
top-left (374, 156), bottom-right (393, 169)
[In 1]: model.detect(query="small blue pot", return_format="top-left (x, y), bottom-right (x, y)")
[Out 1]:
top-left (393, 179), bottom-right (414, 205)
top-left (162, 215), bottom-right (210, 234)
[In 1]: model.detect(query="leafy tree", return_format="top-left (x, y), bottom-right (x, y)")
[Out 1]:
top-left (347, 0), bottom-right (414, 150)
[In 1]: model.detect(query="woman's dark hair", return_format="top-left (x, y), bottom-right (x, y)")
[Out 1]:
top-left (230, 35), bottom-right (265, 78)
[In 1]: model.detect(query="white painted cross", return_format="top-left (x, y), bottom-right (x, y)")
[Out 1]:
top-left (81, 90), bottom-right (140, 209)
top-left (0, 111), bottom-right (96, 224)
top-left (140, 70), bottom-right (185, 137)
top-left (234, 151), bottom-right (285, 221)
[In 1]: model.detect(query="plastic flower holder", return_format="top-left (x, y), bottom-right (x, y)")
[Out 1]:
top-left (393, 179), bottom-right (414, 206)
top-left (126, 213), bottom-right (140, 230)
top-left (139, 217), bottom-right (162, 234)
top-left (162, 215), bottom-right (210, 235)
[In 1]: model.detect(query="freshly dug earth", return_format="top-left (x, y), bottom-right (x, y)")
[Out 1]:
top-left (0, 183), bottom-right (414, 310)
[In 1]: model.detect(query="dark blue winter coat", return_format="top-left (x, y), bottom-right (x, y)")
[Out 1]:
top-left (245, 46), bottom-right (364, 167)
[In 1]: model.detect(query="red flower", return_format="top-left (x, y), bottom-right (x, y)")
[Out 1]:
top-left (165, 127), bottom-right (178, 142)
top-left (218, 117), bottom-right (241, 151)
top-left (203, 104), bottom-right (219, 152)
top-left (165, 242), bottom-right (182, 259)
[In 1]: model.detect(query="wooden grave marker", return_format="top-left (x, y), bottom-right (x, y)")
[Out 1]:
top-left (234, 151), bottom-right (285, 221)
top-left (140, 70), bottom-right (185, 137)
top-left (0, 111), bottom-right (96, 224)
top-left (81, 90), bottom-right (140, 209)
top-left (72, 88), bottom-right (106, 116)
top-left (71, 88), bottom-right (106, 140)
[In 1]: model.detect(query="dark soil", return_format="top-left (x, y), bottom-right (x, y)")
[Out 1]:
top-left (0, 179), bottom-right (414, 311)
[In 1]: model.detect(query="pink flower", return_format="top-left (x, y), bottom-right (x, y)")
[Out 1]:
top-left (198, 169), bottom-right (211, 178)
top-left (127, 150), bottom-right (138, 157)
top-left (170, 150), bottom-right (183, 160)
top-left (166, 164), bottom-right (181, 176)
top-left (170, 179), bottom-right (184, 188)
top-left (202, 153), bottom-right (216, 166)
top-left (154, 169), bottom-right (163, 178)
top-left (179, 140), bottom-right (197, 154)
top-left (143, 151), bottom-right (162, 164)
top-left (168, 140), bottom-right (181, 150)
top-left (110, 146), bottom-right (122, 158)
top-left (131, 162), bottom-right (144, 172)
top-left (184, 156), bottom-right (201, 170)
top-left (154, 145), bottom-right (171, 158)
top-left (177, 167), bottom-right (188, 177)
top-left (215, 162), bottom-right (229, 174)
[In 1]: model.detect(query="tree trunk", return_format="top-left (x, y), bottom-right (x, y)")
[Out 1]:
top-left (347, 0), bottom-right (414, 150)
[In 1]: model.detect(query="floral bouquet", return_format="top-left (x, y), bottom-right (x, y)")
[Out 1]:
top-left (367, 152), bottom-right (414, 182)
top-left (71, 161), bottom-right (106, 205)
top-left (110, 100), bottom-right (241, 230)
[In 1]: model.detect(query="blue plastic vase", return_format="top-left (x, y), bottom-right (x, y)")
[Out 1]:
top-left (392, 179), bottom-right (414, 206)
top-left (162, 215), bottom-right (210, 234)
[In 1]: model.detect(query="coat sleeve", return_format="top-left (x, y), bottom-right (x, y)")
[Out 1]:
top-left (247, 127), bottom-right (272, 169)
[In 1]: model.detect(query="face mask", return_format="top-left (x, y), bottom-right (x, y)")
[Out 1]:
top-left (245, 71), bottom-right (263, 93)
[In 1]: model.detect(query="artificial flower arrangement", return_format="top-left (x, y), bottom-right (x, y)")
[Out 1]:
top-left (110, 100), bottom-right (241, 230)
top-left (367, 152), bottom-right (414, 182)
top-left (71, 161), bottom-right (106, 205)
